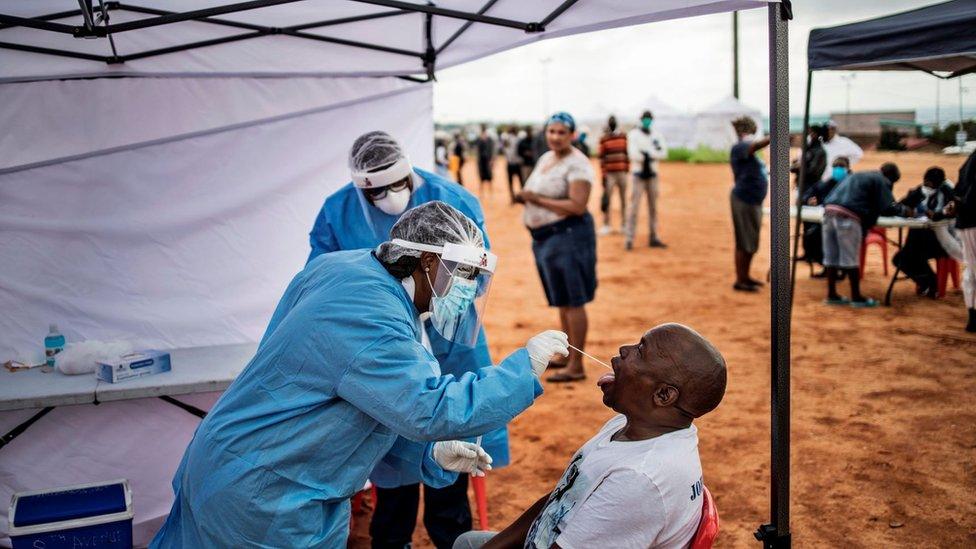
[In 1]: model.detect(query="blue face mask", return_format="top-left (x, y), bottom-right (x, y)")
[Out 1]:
top-left (832, 166), bottom-right (848, 182)
top-left (641, 118), bottom-right (653, 130)
top-left (429, 277), bottom-right (477, 341)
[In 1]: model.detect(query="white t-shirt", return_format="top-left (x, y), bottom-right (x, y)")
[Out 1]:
top-left (521, 149), bottom-right (594, 229)
top-left (525, 415), bottom-right (704, 549)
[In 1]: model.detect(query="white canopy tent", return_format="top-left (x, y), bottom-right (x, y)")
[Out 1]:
top-left (692, 95), bottom-right (764, 150)
top-left (629, 94), bottom-right (698, 149)
top-left (0, 1), bottom-right (793, 547)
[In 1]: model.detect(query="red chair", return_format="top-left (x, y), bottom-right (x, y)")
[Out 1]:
top-left (936, 257), bottom-right (961, 298)
top-left (471, 475), bottom-right (489, 530)
top-left (689, 486), bottom-right (720, 549)
top-left (859, 227), bottom-right (888, 278)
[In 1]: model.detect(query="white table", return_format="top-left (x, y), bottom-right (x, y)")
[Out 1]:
top-left (0, 343), bottom-right (256, 446)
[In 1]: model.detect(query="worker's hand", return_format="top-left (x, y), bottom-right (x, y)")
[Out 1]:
top-left (526, 330), bottom-right (569, 377)
top-left (944, 201), bottom-right (957, 217)
top-left (433, 441), bottom-right (492, 477)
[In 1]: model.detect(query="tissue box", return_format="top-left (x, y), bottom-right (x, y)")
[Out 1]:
top-left (97, 350), bottom-right (171, 383)
top-left (8, 479), bottom-right (133, 549)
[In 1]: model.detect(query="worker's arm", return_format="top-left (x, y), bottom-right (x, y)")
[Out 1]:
top-left (482, 492), bottom-right (553, 549)
top-left (649, 133), bottom-right (668, 160)
top-left (307, 207), bottom-right (341, 265)
top-left (523, 180), bottom-right (591, 217)
top-left (748, 136), bottom-right (771, 156)
top-left (335, 310), bottom-right (542, 442)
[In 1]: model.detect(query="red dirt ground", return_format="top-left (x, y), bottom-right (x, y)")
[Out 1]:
top-left (350, 150), bottom-right (976, 548)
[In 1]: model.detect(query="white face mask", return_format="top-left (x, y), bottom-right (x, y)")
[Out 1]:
top-left (920, 186), bottom-right (936, 197)
top-left (373, 187), bottom-right (411, 215)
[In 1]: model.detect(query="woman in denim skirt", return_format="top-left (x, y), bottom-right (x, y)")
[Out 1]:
top-left (515, 112), bottom-right (596, 382)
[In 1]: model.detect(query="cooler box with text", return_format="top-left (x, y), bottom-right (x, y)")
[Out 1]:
top-left (8, 479), bottom-right (133, 549)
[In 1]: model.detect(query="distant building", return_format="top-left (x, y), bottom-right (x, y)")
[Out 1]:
top-left (829, 110), bottom-right (917, 147)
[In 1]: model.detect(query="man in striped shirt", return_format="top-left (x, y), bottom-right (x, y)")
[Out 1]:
top-left (598, 115), bottom-right (629, 236)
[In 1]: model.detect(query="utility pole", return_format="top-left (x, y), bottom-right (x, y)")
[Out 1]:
top-left (733, 11), bottom-right (740, 98)
top-left (935, 78), bottom-right (940, 130)
top-left (541, 57), bottom-right (552, 118)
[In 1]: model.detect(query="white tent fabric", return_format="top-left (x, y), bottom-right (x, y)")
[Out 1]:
top-left (630, 94), bottom-right (697, 149)
top-left (692, 95), bottom-right (764, 150)
top-left (1, 1), bottom-right (775, 82)
top-left (0, 77), bottom-right (432, 359)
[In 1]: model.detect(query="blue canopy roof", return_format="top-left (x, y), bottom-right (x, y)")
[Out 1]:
top-left (808, 0), bottom-right (976, 77)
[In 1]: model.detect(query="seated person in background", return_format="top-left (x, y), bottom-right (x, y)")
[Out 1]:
top-left (801, 156), bottom-right (851, 276)
top-left (453, 323), bottom-right (727, 549)
top-left (893, 167), bottom-right (956, 297)
top-left (821, 162), bottom-right (911, 307)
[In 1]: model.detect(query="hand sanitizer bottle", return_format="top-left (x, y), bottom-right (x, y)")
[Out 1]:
top-left (43, 324), bottom-right (65, 373)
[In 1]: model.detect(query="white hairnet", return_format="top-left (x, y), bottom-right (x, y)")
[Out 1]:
top-left (376, 201), bottom-right (485, 265)
top-left (349, 130), bottom-right (404, 173)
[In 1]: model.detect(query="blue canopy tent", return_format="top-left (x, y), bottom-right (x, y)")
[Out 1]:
top-left (792, 0), bottom-right (976, 295)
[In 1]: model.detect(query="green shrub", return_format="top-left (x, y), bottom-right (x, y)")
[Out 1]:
top-left (667, 147), bottom-right (694, 162)
top-left (688, 145), bottom-right (730, 164)
top-left (666, 145), bottom-right (729, 164)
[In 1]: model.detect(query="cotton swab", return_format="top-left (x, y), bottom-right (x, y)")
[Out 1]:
top-left (528, 345), bottom-right (612, 370)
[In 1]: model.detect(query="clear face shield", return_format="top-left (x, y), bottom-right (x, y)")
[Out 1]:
top-left (351, 157), bottom-right (420, 241)
top-left (391, 239), bottom-right (497, 347)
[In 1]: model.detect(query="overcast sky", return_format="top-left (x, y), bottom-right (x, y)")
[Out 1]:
top-left (433, 0), bottom-right (975, 124)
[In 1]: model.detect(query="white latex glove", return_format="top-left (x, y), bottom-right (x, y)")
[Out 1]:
top-left (525, 330), bottom-right (570, 377)
top-left (433, 441), bottom-right (493, 477)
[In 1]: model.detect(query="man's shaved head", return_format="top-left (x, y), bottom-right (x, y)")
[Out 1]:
top-left (605, 324), bottom-right (727, 426)
top-left (646, 324), bottom-right (727, 417)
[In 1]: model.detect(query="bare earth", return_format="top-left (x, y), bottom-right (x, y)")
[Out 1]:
top-left (350, 150), bottom-right (976, 548)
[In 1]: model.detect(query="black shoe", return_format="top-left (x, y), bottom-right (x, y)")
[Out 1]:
top-left (625, 240), bottom-right (633, 251)
top-left (967, 309), bottom-right (976, 333)
top-left (811, 270), bottom-right (828, 279)
top-left (649, 239), bottom-right (667, 248)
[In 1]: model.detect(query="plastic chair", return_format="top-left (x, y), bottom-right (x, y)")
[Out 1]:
top-left (689, 486), bottom-right (720, 549)
top-left (859, 227), bottom-right (888, 278)
top-left (471, 475), bottom-right (489, 530)
top-left (936, 257), bottom-right (961, 298)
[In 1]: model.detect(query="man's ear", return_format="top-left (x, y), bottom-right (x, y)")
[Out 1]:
top-left (652, 384), bottom-right (680, 407)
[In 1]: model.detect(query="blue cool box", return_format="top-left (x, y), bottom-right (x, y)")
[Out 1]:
top-left (8, 479), bottom-right (133, 549)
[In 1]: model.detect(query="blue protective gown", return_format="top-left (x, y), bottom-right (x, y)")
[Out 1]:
top-left (151, 250), bottom-right (541, 548)
top-left (307, 168), bottom-right (510, 488)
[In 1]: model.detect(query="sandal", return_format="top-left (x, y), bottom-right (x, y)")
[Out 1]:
top-left (824, 296), bottom-right (850, 306)
top-left (733, 282), bottom-right (759, 293)
top-left (850, 298), bottom-right (878, 308)
top-left (547, 372), bottom-right (587, 383)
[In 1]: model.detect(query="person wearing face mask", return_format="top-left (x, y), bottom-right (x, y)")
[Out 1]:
top-left (151, 202), bottom-right (569, 549)
top-left (306, 132), bottom-right (508, 548)
top-left (892, 167), bottom-right (957, 298)
top-left (801, 156), bottom-right (851, 276)
top-left (625, 109), bottom-right (669, 250)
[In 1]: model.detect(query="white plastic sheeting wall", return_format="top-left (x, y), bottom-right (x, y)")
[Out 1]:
top-left (0, 76), bottom-right (433, 360)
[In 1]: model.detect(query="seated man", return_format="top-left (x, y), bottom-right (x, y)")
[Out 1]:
top-left (801, 156), bottom-right (851, 276)
top-left (893, 167), bottom-right (956, 297)
top-left (454, 323), bottom-right (727, 549)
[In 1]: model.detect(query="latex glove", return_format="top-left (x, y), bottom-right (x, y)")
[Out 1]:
top-left (526, 330), bottom-right (570, 377)
top-left (433, 441), bottom-right (493, 477)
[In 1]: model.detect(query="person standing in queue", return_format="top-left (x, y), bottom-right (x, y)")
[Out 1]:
top-left (306, 131), bottom-right (512, 548)
top-left (516, 112), bottom-right (597, 383)
top-left (151, 201), bottom-right (570, 548)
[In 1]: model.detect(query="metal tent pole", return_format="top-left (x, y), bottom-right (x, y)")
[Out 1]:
top-left (757, 1), bottom-right (791, 548)
top-left (789, 70), bottom-right (813, 301)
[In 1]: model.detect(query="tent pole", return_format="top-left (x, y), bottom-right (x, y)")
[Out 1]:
top-left (756, 2), bottom-right (791, 548)
top-left (789, 70), bottom-right (813, 302)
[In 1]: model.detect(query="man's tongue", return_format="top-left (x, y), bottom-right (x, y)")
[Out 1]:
top-left (597, 372), bottom-right (616, 387)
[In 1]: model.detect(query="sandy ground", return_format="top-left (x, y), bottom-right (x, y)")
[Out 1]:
top-left (350, 150), bottom-right (976, 548)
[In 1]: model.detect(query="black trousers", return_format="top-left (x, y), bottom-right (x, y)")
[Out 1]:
top-left (893, 228), bottom-right (946, 288)
top-left (369, 475), bottom-right (471, 549)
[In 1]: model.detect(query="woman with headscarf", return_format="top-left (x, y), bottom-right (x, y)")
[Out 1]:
top-left (516, 112), bottom-right (597, 383)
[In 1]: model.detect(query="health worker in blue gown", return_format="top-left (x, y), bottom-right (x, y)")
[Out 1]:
top-left (151, 201), bottom-right (569, 548)
top-left (307, 131), bottom-right (505, 548)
